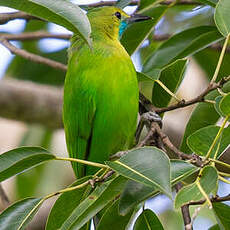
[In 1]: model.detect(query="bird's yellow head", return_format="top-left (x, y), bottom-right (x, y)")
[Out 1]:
top-left (87, 6), bottom-right (151, 40)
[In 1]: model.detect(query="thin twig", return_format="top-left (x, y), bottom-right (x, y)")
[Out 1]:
top-left (176, 183), bottom-right (193, 230)
top-left (137, 124), bottom-right (156, 147)
top-left (1, 32), bottom-right (228, 54)
top-left (155, 76), bottom-right (230, 113)
top-left (0, 184), bottom-right (10, 208)
top-left (211, 35), bottom-right (230, 83)
top-left (188, 193), bottom-right (230, 206)
top-left (189, 207), bottom-right (201, 229)
top-left (134, 112), bottom-right (203, 167)
top-left (0, 38), bottom-right (67, 72)
top-left (0, 12), bottom-right (40, 24)
top-left (152, 122), bottom-right (203, 164)
top-left (55, 156), bottom-right (109, 169)
top-left (0, 31), bottom-right (71, 41)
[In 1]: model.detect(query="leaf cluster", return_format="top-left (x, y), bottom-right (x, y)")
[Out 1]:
top-left (1, 0), bottom-right (230, 229)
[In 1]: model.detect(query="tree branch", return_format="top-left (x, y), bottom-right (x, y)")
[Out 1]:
top-left (0, 79), bottom-right (63, 129)
top-left (2, 31), bottom-right (228, 53)
top-left (188, 193), bottom-right (230, 206)
top-left (0, 31), bottom-right (71, 41)
top-left (0, 12), bottom-right (39, 25)
top-left (154, 76), bottom-right (230, 113)
top-left (152, 122), bottom-right (204, 167)
top-left (0, 38), bottom-right (67, 72)
top-left (176, 183), bottom-right (193, 230)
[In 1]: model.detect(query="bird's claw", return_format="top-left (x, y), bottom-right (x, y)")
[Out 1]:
top-left (136, 111), bottom-right (162, 142)
top-left (141, 111), bottom-right (162, 127)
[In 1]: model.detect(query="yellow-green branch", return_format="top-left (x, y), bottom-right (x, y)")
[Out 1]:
top-left (204, 116), bottom-right (229, 161)
top-left (55, 156), bottom-right (109, 169)
top-left (211, 34), bottom-right (230, 83)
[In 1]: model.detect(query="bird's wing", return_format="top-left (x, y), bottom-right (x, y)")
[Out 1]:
top-left (63, 74), bottom-right (96, 177)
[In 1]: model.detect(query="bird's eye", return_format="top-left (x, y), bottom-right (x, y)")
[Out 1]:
top-left (115, 12), bottom-right (121, 20)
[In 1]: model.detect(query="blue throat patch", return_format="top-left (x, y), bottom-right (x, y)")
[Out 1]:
top-left (119, 21), bottom-right (128, 38)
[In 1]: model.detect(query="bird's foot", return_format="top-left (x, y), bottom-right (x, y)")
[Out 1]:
top-left (136, 111), bottom-right (162, 142)
top-left (141, 111), bottom-right (162, 126)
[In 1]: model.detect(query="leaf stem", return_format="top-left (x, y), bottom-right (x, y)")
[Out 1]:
top-left (204, 116), bottom-right (229, 161)
top-left (154, 79), bottom-right (182, 102)
top-left (219, 176), bottom-right (230, 185)
top-left (196, 181), bottom-right (212, 208)
top-left (18, 177), bottom-right (92, 228)
top-left (18, 198), bottom-right (45, 229)
top-left (217, 88), bottom-right (227, 96)
top-left (209, 158), bottom-right (230, 170)
top-left (98, 168), bottom-right (110, 180)
top-left (55, 156), bottom-right (109, 169)
top-left (212, 138), bottom-right (221, 163)
top-left (219, 171), bottom-right (230, 177)
top-left (93, 168), bottom-right (105, 177)
top-left (211, 34), bottom-right (230, 83)
top-left (42, 179), bottom-right (93, 203)
top-left (204, 99), bottom-right (215, 104)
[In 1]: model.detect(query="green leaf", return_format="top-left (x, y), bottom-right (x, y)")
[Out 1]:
top-left (219, 93), bottom-right (230, 117)
top-left (187, 125), bottom-right (230, 158)
top-left (180, 102), bottom-right (219, 153)
top-left (215, 0), bottom-right (230, 37)
top-left (174, 166), bottom-right (218, 209)
top-left (170, 160), bottom-right (198, 183)
top-left (0, 147), bottom-right (55, 182)
top-left (209, 225), bottom-right (221, 230)
top-left (215, 96), bottom-right (225, 117)
top-left (143, 26), bottom-right (223, 75)
top-left (137, 72), bottom-right (155, 82)
top-left (152, 59), bottom-right (187, 108)
top-left (181, 81), bottom-right (230, 153)
top-left (139, 0), bottom-right (158, 11)
top-left (213, 202), bottom-right (230, 230)
top-left (106, 147), bottom-right (171, 198)
top-left (15, 124), bottom-right (53, 199)
top-left (121, 6), bottom-right (168, 55)
top-left (0, 0), bottom-right (91, 45)
top-left (97, 199), bottom-right (134, 230)
top-left (46, 176), bottom-right (92, 230)
top-left (60, 176), bottom-right (127, 229)
top-left (116, 0), bottom-right (133, 8)
top-left (196, 0), bottom-right (217, 7)
top-left (119, 160), bottom-right (197, 215)
top-left (133, 209), bottom-right (164, 230)
top-left (0, 198), bottom-right (43, 230)
top-left (194, 47), bottom-right (230, 82)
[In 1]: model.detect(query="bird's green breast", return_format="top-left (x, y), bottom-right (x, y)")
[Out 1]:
top-left (63, 39), bottom-right (138, 176)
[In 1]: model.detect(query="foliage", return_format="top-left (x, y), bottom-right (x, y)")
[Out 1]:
top-left (1, 0), bottom-right (230, 229)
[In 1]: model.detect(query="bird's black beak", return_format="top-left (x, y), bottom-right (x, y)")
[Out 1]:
top-left (127, 14), bottom-right (152, 23)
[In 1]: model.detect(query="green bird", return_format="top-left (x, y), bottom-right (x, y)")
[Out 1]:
top-left (63, 6), bottom-right (151, 177)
